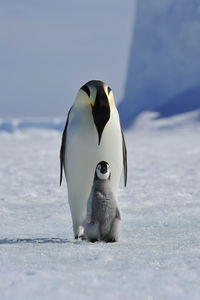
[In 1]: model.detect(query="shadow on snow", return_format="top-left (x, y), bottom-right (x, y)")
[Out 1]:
top-left (0, 237), bottom-right (79, 245)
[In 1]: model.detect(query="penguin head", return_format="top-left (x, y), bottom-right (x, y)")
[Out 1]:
top-left (77, 80), bottom-right (115, 145)
top-left (95, 161), bottom-right (111, 181)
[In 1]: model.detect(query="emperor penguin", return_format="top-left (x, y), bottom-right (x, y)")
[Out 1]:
top-left (85, 161), bottom-right (121, 243)
top-left (60, 80), bottom-right (127, 239)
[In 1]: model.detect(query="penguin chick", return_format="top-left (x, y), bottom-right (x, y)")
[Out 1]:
top-left (85, 161), bottom-right (121, 243)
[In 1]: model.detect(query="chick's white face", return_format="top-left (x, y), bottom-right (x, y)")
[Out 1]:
top-left (96, 162), bottom-right (111, 180)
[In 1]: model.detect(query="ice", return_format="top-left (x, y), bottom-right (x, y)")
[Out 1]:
top-left (119, 0), bottom-right (200, 125)
top-left (0, 113), bottom-right (200, 299)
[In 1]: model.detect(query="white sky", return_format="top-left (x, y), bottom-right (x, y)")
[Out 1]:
top-left (0, 0), bottom-right (135, 117)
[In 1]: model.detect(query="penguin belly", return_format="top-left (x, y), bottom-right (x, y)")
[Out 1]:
top-left (65, 107), bottom-right (123, 238)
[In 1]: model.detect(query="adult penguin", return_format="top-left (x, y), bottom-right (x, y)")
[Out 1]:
top-left (60, 80), bottom-right (127, 239)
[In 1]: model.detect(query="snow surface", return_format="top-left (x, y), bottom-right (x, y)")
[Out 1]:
top-left (0, 112), bottom-right (200, 300)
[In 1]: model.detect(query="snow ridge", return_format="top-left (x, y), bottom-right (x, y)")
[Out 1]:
top-left (0, 118), bottom-right (65, 133)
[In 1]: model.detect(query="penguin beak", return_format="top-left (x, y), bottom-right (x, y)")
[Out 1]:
top-left (91, 93), bottom-right (110, 145)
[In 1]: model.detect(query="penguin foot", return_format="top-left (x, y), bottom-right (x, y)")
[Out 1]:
top-left (74, 235), bottom-right (86, 240)
top-left (89, 238), bottom-right (98, 243)
top-left (103, 234), bottom-right (118, 243)
top-left (74, 225), bottom-right (85, 240)
top-left (105, 237), bottom-right (117, 243)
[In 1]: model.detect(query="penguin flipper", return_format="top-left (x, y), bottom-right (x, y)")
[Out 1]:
top-left (60, 106), bottom-right (73, 185)
top-left (120, 124), bottom-right (127, 187)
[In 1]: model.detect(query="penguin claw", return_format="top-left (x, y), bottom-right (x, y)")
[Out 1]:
top-left (104, 237), bottom-right (117, 243)
top-left (89, 238), bottom-right (98, 243)
top-left (74, 235), bottom-right (86, 240)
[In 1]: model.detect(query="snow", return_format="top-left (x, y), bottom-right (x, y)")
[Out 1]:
top-left (0, 112), bottom-right (200, 300)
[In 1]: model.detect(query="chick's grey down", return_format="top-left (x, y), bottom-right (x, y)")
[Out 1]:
top-left (89, 180), bottom-right (121, 241)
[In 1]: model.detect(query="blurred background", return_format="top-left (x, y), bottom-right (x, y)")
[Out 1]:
top-left (119, 0), bottom-right (200, 126)
top-left (0, 0), bottom-right (135, 118)
top-left (1, 0), bottom-right (200, 126)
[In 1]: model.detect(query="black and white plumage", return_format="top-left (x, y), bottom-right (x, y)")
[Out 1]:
top-left (85, 161), bottom-right (121, 243)
top-left (60, 80), bottom-right (127, 239)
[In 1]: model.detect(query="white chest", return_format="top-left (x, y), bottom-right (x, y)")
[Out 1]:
top-left (65, 105), bottom-right (123, 195)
